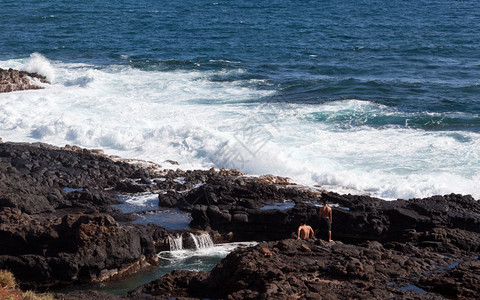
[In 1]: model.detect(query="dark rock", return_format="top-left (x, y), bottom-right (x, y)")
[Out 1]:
top-left (134, 168), bottom-right (480, 299)
top-left (129, 270), bottom-right (208, 298)
top-left (0, 68), bottom-right (49, 93)
top-left (54, 290), bottom-right (123, 300)
top-left (0, 142), bottom-right (144, 214)
top-left (187, 185), bottom-right (480, 247)
top-left (182, 176), bottom-right (318, 209)
top-left (136, 239), bottom-right (476, 299)
top-left (1, 140), bottom-right (479, 299)
top-left (0, 207), bottom-right (168, 289)
top-left (116, 179), bottom-right (151, 193)
top-left (0, 141), bottom-right (171, 289)
top-left (158, 190), bottom-right (183, 207)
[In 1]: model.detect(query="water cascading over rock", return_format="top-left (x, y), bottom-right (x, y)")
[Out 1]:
top-left (168, 233), bottom-right (214, 251)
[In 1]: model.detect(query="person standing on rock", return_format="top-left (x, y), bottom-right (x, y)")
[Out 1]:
top-left (296, 219), bottom-right (315, 240)
top-left (318, 199), bottom-right (333, 242)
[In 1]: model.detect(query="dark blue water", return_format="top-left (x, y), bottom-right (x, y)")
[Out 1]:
top-left (2, 0), bottom-right (480, 128)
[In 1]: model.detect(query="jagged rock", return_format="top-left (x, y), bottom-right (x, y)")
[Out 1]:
top-left (1, 140), bottom-right (479, 299)
top-left (0, 68), bottom-right (49, 93)
top-left (130, 270), bottom-right (208, 298)
top-left (184, 180), bottom-right (480, 248)
top-left (0, 142), bottom-right (170, 289)
top-left (134, 238), bottom-right (480, 299)
top-left (0, 142), bottom-right (142, 214)
top-left (0, 207), bottom-right (168, 289)
top-left (140, 170), bottom-right (480, 299)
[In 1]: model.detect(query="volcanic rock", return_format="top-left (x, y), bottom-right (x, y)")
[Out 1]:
top-left (1, 140), bottom-right (479, 299)
top-left (0, 141), bottom-right (169, 289)
top-left (0, 68), bottom-right (49, 93)
top-left (133, 238), bottom-right (480, 299)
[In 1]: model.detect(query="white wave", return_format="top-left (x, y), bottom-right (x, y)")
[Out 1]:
top-left (0, 55), bottom-right (479, 200)
top-left (19, 52), bottom-right (56, 82)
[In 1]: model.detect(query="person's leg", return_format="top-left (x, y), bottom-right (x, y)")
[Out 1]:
top-left (322, 218), bottom-right (329, 241)
top-left (326, 219), bottom-right (332, 242)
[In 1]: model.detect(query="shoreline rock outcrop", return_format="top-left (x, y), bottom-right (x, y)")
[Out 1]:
top-left (146, 161), bottom-right (480, 299)
top-left (131, 238), bottom-right (480, 299)
top-left (0, 68), bottom-right (49, 93)
top-left (0, 141), bottom-right (168, 289)
top-left (0, 140), bottom-right (479, 299)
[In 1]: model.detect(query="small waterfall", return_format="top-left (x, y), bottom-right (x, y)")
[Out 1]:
top-left (168, 234), bottom-right (183, 251)
top-left (189, 232), bottom-right (214, 249)
top-left (168, 233), bottom-right (214, 251)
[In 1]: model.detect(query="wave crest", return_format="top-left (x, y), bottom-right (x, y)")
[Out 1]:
top-left (20, 52), bottom-right (56, 82)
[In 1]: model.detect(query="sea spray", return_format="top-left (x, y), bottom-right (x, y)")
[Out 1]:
top-left (20, 52), bottom-right (56, 82)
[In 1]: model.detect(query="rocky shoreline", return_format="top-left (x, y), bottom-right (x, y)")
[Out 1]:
top-left (0, 140), bottom-right (479, 299)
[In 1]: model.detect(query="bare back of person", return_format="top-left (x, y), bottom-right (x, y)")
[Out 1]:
top-left (297, 224), bottom-right (314, 240)
top-left (318, 200), bottom-right (333, 242)
top-left (319, 205), bottom-right (331, 218)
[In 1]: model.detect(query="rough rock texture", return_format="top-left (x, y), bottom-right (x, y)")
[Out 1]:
top-left (0, 68), bottom-right (49, 93)
top-left (1, 141), bottom-right (479, 299)
top-left (132, 239), bottom-right (479, 299)
top-left (178, 175), bottom-right (480, 248)
top-left (137, 170), bottom-right (480, 299)
top-left (0, 208), bottom-right (165, 287)
top-left (0, 142), bottom-right (168, 289)
top-left (157, 172), bottom-right (320, 241)
top-left (0, 142), bottom-right (158, 214)
top-left (321, 192), bottom-right (480, 245)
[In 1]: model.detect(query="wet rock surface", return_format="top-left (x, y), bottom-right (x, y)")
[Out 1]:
top-left (1, 140), bottom-right (479, 299)
top-left (0, 68), bottom-right (49, 93)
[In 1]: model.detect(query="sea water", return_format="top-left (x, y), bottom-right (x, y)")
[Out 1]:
top-left (113, 193), bottom-right (192, 230)
top-left (55, 192), bottom-right (256, 295)
top-left (54, 239), bottom-right (256, 295)
top-left (1, 0), bottom-right (479, 200)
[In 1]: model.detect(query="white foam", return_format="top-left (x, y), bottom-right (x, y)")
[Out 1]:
top-left (19, 52), bottom-right (56, 82)
top-left (1, 55), bottom-right (479, 200)
top-left (120, 193), bottom-right (159, 207)
top-left (159, 241), bottom-right (257, 260)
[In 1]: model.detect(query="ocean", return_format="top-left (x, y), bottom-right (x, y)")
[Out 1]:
top-left (1, 0), bottom-right (479, 200)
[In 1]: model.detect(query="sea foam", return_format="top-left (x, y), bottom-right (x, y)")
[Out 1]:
top-left (0, 55), bottom-right (479, 200)
top-left (20, 52), bottom-right (56, 82)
